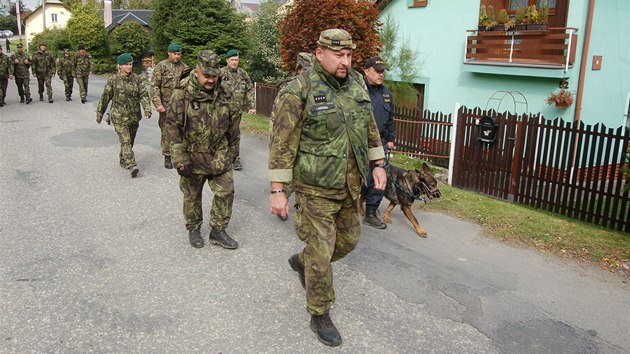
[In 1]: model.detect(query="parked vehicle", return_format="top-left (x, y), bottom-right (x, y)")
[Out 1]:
top-left (0, 30), bottom-right (14, 38)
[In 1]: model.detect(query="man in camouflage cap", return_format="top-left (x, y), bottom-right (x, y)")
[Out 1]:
top-left (0, 45), bottom-right (14, 107)
top-left (96, 53), bottom-right (152, 178)
top-left (269, 28), bottom-right (386, 346)
top-left (74, 43), bottom-right (92, 103)
top-left (151, 42), bottom-right (189, 169)
top-left (10, 43), bottom-right (32, 104)
top-left (219, 49), bottom-right (255, 171)
top-left (164, 49), bottom-right (240, 250)
top-left (31, 41), bottom-right (56, 103)
top-left (56, 49), bottom-right (74, 101)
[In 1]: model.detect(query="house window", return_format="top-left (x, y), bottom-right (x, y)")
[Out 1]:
top-left (508, 0), bottom-right (556, 10)
top-left (51, 13), bottom-right (58, 23)
top-left (408, 0), bottom-right (427, 8)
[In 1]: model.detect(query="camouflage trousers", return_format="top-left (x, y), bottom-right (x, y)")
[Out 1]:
top-left (62, 75), bottom-right (74, 98)
top-left (36, 74), bottom-right (53, 98)
top-left (294, 191), bottom-right (361, 316)
top-left (76, 75), bottom-right (89, 99)
top-left (113, 120), bottom-right (139, 169)
top-left (179, 168), bottom-right (234, 231)
top-left (14, 77), bottom-right (30, 99)
top-left (158, 111), bottom-right (169, 156)
top-left (0, 77), bottom-right (7, 100)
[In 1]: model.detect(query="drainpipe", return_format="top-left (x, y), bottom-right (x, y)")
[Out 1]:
top-left (42, 0), bottom-right (46, 29)
top-left (574, 0), bottom-right (596, 122)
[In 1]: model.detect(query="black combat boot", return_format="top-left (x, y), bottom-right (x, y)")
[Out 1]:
top-left (233, 157), bottom-right (243, 171)
top-left (363, 206), bottom-right (387, 229)
top-left (209, 228), bottom-right (238, 249)
top-left (288, 254), bottom-right (306, 289)
top-left (164, 156), bottom-right (173, 169)
top-left (310, 313), bottom-right (342, 347)
top-left (0, 100), bottom-right (4, 107)
top-left (81, 97), bottom-right (86, 104)
top-left (39, 93), bottom-right (43, 101)
top-left (188, 229), bottom-right (204, 248)
top-left (20, 96), bottom-right (24, 103)
top-left (119, 159), bottom-right (125, 168)
top-left (66, 95), bottom-right (71, 101)
top-left (25, 96), bottom-right (32, 104)
top-left (48, 97), bottom-right (53, 103)
top-left (130, 167), bottom-right (139, 178)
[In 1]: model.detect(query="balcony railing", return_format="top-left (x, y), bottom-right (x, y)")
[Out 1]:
top-left (464, 27), bottom-right (578, 72)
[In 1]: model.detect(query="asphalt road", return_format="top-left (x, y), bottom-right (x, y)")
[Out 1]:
top-left (1, 76), bottom-right (628, 353)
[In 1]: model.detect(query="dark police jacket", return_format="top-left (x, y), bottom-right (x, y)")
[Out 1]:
top-left (365, 78), bottom-right (396, 144)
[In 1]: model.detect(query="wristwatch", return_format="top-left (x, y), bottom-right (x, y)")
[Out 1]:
top-left (374, 162), bottom-right (386, 168)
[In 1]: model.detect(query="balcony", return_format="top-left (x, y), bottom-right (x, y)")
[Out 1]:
top-left (464, 27), bottom-right (578, 78)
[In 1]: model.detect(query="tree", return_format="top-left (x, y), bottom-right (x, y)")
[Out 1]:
top-left (379, 14), bottom-right (422, 108)
top-left (110, 22), bottom-right (151, 59)
top-left (152, 0), bottom-right (250, 66)
top-left (30, 28), bottom-right (72, 54)
top-left (247, 0), bottom-right (286, 83)
top-left (0, 15), bottom-right (17, 33)
top-left (66, 4), bottom-right (108, 56)
top-left (62, 0), bottom-right (100, 10)
top-left (8, 1), bottom-right (25, 16)
top-left (278, 0), bottom-right (381, 71)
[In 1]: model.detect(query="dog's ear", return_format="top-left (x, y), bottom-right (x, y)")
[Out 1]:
top-left (422, 162), bottom-right (431, 175)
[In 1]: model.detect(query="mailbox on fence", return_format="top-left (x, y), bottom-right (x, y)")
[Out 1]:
top-left (477, 115), bottom-right (499, 144)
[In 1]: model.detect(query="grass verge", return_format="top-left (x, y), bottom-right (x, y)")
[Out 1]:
top-left (243, 114), bottom-right (630, 274)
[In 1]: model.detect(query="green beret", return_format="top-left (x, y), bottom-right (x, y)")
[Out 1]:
top-left (167, 43), bottom-right (182, 52)
top-left (117, 53), bottom-right (133, 65)
top-left (226, 49), bottom-right (239, 58)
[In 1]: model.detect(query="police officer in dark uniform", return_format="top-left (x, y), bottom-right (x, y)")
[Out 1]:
top-left (361, 56), bottom-right (396, 229)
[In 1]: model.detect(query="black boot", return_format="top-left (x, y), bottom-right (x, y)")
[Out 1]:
top-left (363, 206), bottom-right (387, 229)
top-left (0, 100), bottom-right (4, 107)
top-left (66, 96), bottom-right (71, 101)
top-left (288, 254), bottom-right (305, 289)
top-left (119, 159), bottom-right (125, 168)
top-left (25, 96), bottom-right (32, 104)
top-left (81, 97), bottom-right (86, 104)
top-left (310, 313), bottom-right (342, 347)
top-left (188, 229), bottom-right (204, 248)
top-left (164, 156), bottom-right (173, 169)
top-left (233, 157), bottom-right (243, 171)
top-left (48, 97), bottom-right (53, 103)
top-left (20, 96), bottom-right (24, 103)
top-left (39, 93), bottom-right (43, 101)
top-left (209, 228), bottom-right (238, 249)
top-left (130, 167), bottom-right (139, 178)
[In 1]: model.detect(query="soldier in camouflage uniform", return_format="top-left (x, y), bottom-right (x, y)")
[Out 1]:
top-left (0, 45), bottom-right (14, 107)
top-left (151, 42), bottom-right (189, 169)
top-left (9, 43), bottom-right (32, 104)
top-left (31, 41), bottom-right (56, 103)
top-left (96, 53), bottom-right (152, 178)
top-left (164, 50), bottom-right (240, 250)
top-left (219, 49), bottom-right (255, 171)
top-left (268, 29), bottom-right (386, 347)
top-left (74, 43), bottom-right (92, 103)
top-left (56, 49), bottom-right (74, 101)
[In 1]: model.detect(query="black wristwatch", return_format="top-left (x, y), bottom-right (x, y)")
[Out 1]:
top-left (374, 162), bottom-right (386, 168)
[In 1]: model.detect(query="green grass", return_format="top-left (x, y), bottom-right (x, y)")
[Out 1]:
top-left (241, 114), bottom-right (630, 272)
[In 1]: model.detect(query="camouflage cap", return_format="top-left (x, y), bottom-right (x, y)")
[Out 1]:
top-left (17, 43), bottom-right (23, 48)
top-left (38, 41), bottom-right (47, 47)
top-left (316, 29), bottom-right (356, 50)
top-left (196, 50), bottom-right (221, 76)
top-left (296, 52), bottom-right (314, 70)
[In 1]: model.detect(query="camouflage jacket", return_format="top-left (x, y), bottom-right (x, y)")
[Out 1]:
top-left (74, 53), bottom-right (92, 77)
top-left (219, 66), bottom-right (255, 112)
top-left (164, 75), bottom-right (239, 175)
top-left (31, 49), bottom-right (55, 76)
top-left (9, 51), bottom-right (30, 78)
top-left (57, 56), bottom-right (74, 78)
top-left (0, 53), bottom-right (13, 78)
top-left (96, 71), bottom-right (151, 124)
top-left (268, 61), bottom-right (384, 200)
top-left (150, 58), bottom-right (189, 109)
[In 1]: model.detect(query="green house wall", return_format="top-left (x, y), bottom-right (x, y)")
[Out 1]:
top-left (380, 0), bottom-right (629, 128)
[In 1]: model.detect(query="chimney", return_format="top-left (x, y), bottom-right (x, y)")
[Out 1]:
top-left (103, 0), bottom-right (112, 28)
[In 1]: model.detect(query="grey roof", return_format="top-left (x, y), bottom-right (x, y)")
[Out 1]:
top-left (105, 9), bottom-right (153, 32)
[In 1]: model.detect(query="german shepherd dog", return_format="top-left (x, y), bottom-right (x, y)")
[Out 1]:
top-left (361, 162), bottom-right (442, 237)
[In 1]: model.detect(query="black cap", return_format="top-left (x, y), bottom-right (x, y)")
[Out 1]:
top-left (78, 43), bottom-right (85, 50)
top-left (364, 56), bottom-right (388, 71)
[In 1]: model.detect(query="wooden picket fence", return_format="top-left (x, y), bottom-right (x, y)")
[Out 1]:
top-left (452, 106), bottom-right (630, 232)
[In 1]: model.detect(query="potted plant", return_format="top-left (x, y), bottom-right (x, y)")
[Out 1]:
top-left (514, 6), bottom-right (528, 31)
top-left (545, 89), bottom-right (574, 108)
top-left (527, 4), bottom-right (547, 31)
top-left (479, 5), bottom-right (497, 31)
top-left (496, 9), bottom-right (516, 31)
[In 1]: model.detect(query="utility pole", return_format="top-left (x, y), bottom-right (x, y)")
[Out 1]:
top-left (16, 1), bottom-right (22, 38)
top-left (42, 0), bottom-right (46, 30)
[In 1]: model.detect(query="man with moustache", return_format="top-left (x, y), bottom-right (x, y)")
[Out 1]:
top-left (268, 29), bottom-right (386, 346)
